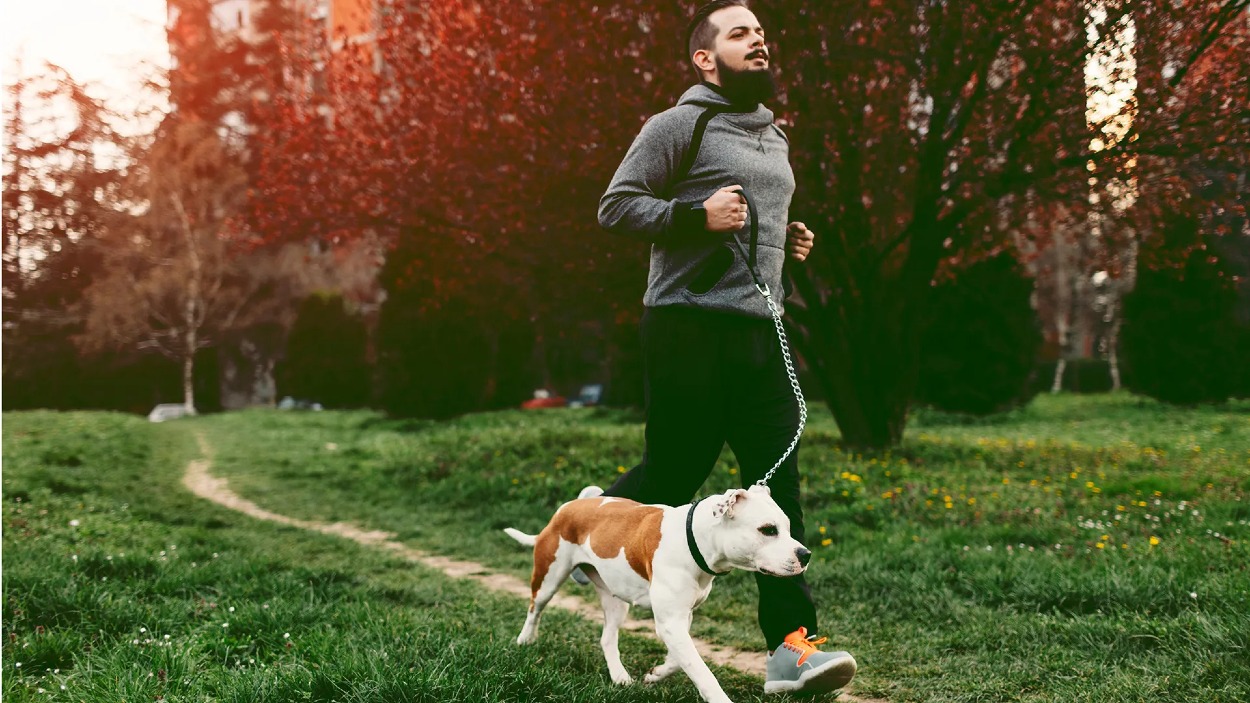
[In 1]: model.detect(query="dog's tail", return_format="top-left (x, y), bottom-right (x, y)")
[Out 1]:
top-left (503, 527), bottom-right (537, 548)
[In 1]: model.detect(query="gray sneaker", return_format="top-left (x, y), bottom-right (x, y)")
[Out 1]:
top-left (765, 627), bottom-right (857, 695)
top-left (570, 485), bottom-right (604, 585)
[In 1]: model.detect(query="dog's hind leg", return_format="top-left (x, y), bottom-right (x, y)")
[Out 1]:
top-left (517, 540), bottom-right (573, 645)
top-left (593, 582), bottom-right (633, 685)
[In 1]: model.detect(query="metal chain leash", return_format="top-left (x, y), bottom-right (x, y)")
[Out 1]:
top-left (753, 282), bottom-right (807, 488)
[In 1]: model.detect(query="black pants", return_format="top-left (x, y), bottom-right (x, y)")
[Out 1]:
top-left (604, 305), bottom-right (817, 651)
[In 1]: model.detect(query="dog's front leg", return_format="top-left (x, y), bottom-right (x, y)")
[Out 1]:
top-left (651, 590), bottom-right (732, 703)
top-left (643, 609), bottom-right (689, 684)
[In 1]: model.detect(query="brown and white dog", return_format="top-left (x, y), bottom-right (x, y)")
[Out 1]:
top-left (504, 484), bottom-right (810, 703)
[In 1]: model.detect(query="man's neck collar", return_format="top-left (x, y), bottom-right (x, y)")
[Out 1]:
top-left (700, 80), bottom-right (760, 110)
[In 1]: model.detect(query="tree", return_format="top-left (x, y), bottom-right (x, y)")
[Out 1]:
top-left (250, 0), bottom-right (681, 410)
top-left (3, 64), bottom-right (122, 408)
top-left (77, 119), bottom-right (251, 413)
top-left (774, 0), bottom-right (1248, 446)
top-left (251, 0), bottom-right (1248, 443)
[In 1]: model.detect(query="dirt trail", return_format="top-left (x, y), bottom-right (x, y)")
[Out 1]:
top-left (183, 432), bottom-right (884, 703)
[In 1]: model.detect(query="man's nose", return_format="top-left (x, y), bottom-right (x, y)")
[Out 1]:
top-left (796, 547), bottom-right (811, 567)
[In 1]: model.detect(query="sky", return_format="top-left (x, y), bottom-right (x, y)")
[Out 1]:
top-left (1, 0), bottom-right (171, 132)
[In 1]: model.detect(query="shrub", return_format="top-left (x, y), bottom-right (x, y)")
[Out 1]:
top-left (1121, 248), bottom-right (1243, 405)
top-left (914, 253), bottom-right (1043, 415)
top-left (277, 293), bottom-right (370, 408)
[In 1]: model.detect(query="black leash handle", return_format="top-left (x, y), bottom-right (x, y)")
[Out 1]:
top-left (729, 186), bottom-right (763, 289)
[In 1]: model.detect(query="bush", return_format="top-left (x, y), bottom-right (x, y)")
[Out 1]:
top-left (375, 298), bottom-right (494, 418)
top-left (1118, 207), bottom-right (1250, 405)
top-left (277, 293), bottom-right (370, 408)
top-left (914, 253), bottom-right (1043, 415)
top-left (1121, 245), bottom-right (1243, 405)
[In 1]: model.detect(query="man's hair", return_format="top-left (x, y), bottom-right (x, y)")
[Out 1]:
top-left (685, 0), bottom-right (750, 78)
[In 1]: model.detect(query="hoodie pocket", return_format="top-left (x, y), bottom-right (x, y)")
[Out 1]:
top-left (684, 245), bottom-right (736, 295)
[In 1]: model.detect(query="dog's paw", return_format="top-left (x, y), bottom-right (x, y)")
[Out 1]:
top-left (642, 669), bottom-right (668, 685)
top-left (515, 632), bottom-right (536, 646)
top-left (610, 672), bottom-right (634, 686)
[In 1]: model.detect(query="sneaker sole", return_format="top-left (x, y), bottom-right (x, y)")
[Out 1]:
top-left (764, 654), bottom-right (857, 695)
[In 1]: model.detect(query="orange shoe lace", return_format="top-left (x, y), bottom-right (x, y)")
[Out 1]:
top-left (781, 626), bottom-right (828, 666)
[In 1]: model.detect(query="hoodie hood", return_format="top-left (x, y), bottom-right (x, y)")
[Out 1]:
top-left (677, 83), bottom-right (776, 130)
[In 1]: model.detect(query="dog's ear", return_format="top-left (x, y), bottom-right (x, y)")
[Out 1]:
top-left (711, 488), bottom-right (749, 520)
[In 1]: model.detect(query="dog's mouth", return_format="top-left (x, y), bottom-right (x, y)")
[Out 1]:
top-left (758, 566), bottom-right (804, 577)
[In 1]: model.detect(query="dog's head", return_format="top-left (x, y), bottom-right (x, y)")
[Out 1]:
top-left (709, 484), bottom-right (810, 577)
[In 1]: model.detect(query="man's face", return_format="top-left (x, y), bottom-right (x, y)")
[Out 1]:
top-left (707, 6), bottom-right (769, 79)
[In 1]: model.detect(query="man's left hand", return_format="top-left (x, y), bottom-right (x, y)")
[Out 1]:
top-left (786, 222), bottom-right (815, 262)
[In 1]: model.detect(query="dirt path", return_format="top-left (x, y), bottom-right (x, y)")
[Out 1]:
top-left (183, 432), bottom-right (883, 703)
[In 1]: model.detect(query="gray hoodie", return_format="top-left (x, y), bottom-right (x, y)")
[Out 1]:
top-left (598, 83), bottom-right (795, 319)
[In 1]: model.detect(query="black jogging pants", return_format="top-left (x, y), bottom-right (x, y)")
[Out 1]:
top-left (603, 304), bottom-right (817, 651)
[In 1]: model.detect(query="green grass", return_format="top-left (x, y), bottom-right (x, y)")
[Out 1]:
top-left (1, 412), bottom-right (767, 702)
top-left (188, 393), bottom-right (1250, 702)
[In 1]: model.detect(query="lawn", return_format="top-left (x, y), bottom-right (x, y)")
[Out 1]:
top-left (3, 394), bottom-right (1248, 702)
top-left (1, 412), bottom-right (764, 702)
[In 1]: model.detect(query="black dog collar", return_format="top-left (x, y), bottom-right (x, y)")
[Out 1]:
top-left (687, 497), bottom-right (730, 576)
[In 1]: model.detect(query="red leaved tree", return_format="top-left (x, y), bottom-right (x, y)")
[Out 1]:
top-left (252, 0), bottom-right (1247, 443)
top-left (773, 0), bottom-right (1247, 446)
top-left (250, 1), bottom-right (693, 402)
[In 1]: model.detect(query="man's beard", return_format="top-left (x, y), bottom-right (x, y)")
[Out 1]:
top-left (714, 56), bottom-right (776, 106)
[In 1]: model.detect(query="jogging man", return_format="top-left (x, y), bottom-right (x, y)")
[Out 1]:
top-left (590, 0), bottom-right (857, 695)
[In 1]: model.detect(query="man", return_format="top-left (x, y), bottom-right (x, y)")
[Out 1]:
top-left (592, 0), bottom-right (857, 696)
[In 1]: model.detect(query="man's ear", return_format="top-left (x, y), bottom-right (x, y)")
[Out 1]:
top-left (711, 488), bottom-right (749, 520)
top-left (692, 48), bottom-right (716, 75)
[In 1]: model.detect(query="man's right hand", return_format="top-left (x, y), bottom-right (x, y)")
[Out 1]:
top-left (703, 186), bottom-right (748, 232)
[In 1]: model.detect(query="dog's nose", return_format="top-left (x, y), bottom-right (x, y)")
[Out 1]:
top-left (796, 547), bottom-right (811, 567)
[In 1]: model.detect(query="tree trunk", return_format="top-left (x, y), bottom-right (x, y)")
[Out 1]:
top-left (1051, 358), bottom-right (1067, 393)
top-left (182, 346), bottom-right (197, 415)
top-left (1107, 313), bottom-right (1123, 391)
top-left (174, 191), bottom-right (202, 415)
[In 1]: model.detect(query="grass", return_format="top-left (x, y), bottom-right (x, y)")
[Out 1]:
top-left (4, 395), bottom-right (1248, 701)
top-left (1, 412), bottom-right (766, 702)
top-left (187, 393), bottom-right (1250, 702)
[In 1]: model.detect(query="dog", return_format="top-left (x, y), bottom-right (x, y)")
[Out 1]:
top-left (503, 484), bottom-right (810, 703)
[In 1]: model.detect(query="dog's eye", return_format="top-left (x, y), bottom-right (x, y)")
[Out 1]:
top-left (758, 524), bottom-right (779, 537)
